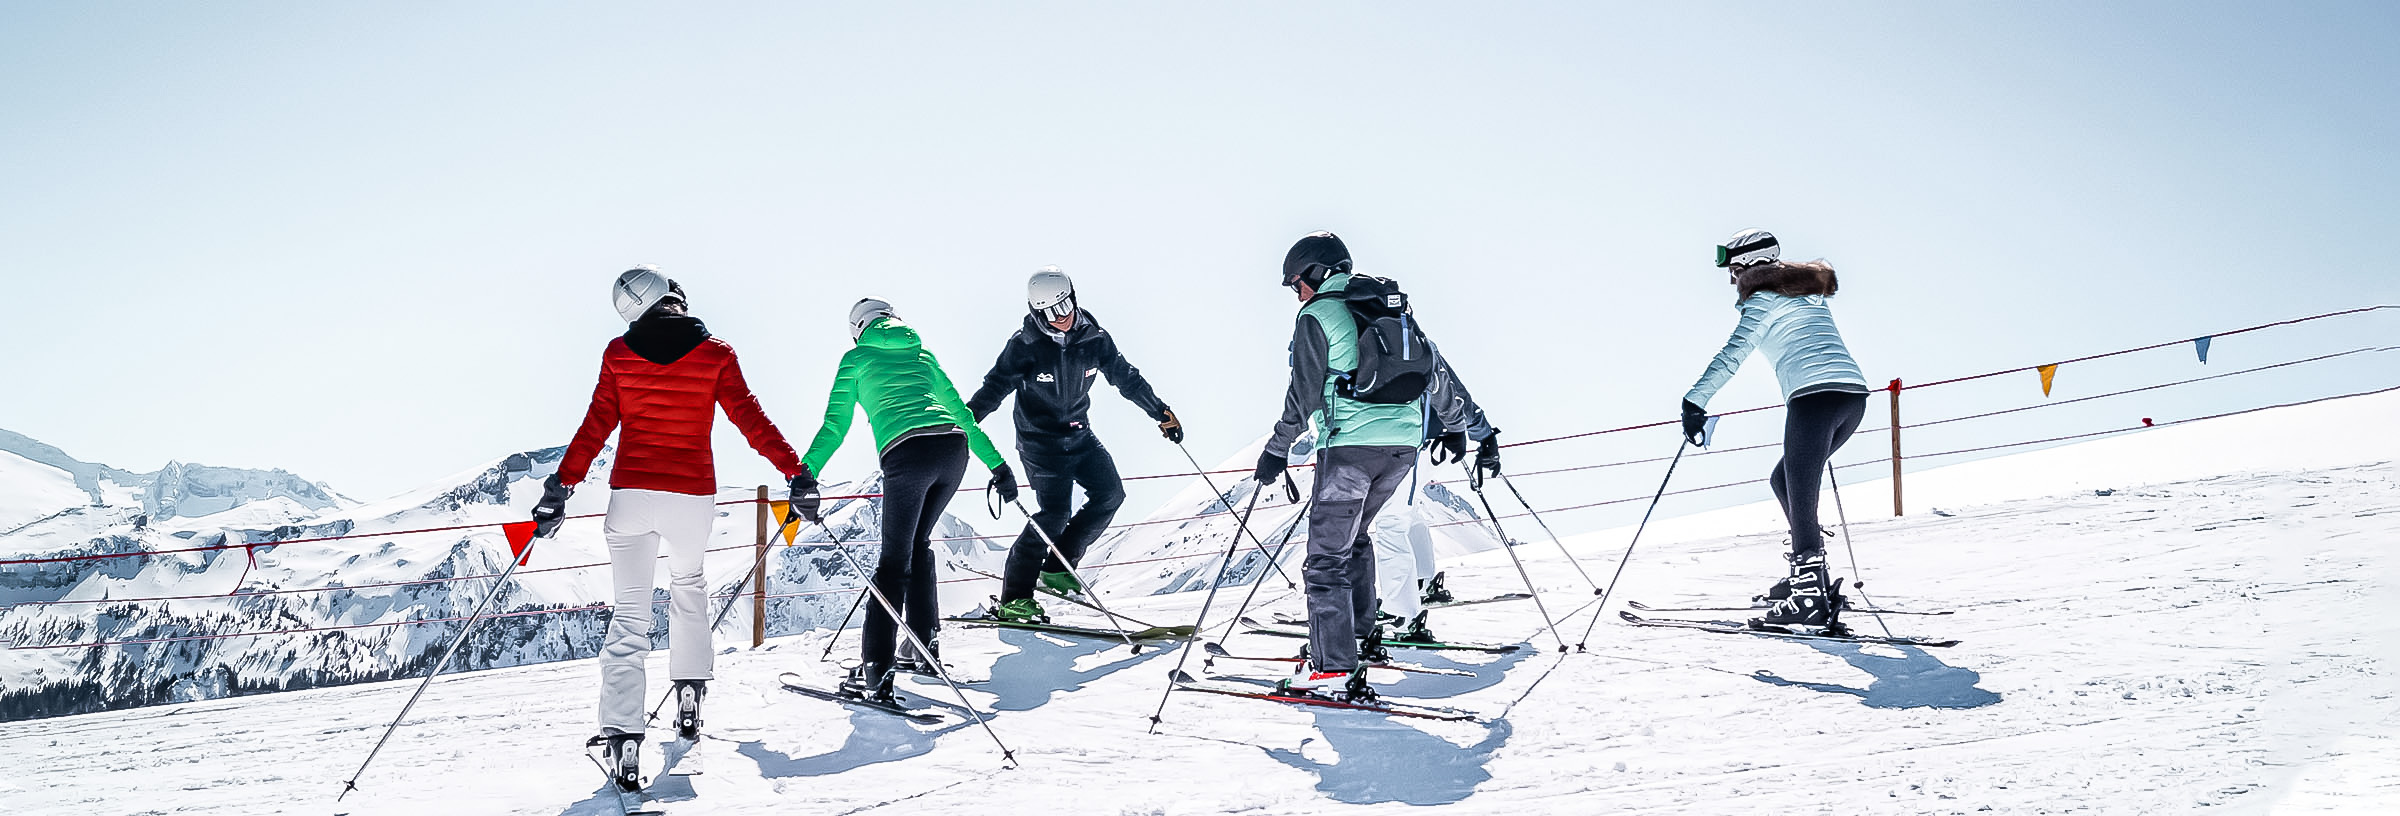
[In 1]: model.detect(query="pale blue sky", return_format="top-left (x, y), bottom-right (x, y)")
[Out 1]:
top-left (4, 3), bottom-right (2395, 531)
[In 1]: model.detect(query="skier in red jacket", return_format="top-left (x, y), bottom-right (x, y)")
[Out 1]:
top-left (531, 266), bottom-right (807, 787)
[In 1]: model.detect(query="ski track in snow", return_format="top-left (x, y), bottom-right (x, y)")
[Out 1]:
top-left (7, 461), bottom-right (2398, 813)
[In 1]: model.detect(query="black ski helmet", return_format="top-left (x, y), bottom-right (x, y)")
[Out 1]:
top-left (1282, 231), bottom-right (1352, 290)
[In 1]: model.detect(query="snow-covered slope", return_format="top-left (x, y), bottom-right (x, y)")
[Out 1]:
top-left (0, 442), bottom-right (1001, 721)
top-left (4, 391), bottom-right (2393, 814)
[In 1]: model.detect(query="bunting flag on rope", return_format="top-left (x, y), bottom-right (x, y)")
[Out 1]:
top-left (769, 501), bottom-right (800, 544)
top-left (501, 521), bottom-right (538, 566)
top-left (2038, 364), bottom-right (2060, 396)
top-left (2195, 336), bottom-right (2212, 363)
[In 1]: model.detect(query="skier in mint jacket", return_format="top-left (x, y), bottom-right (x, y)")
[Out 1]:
top-left (1682, 229), bottom-right (1870, 630)
top-left (1252, 231), bottom-right (1489, 700)
top-left (790, 298), bottom-right (1015, 703)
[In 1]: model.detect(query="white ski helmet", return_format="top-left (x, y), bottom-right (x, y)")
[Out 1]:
top-left (611, 266), bottom-right (684, 323)
top-left (848, 297), bottom-right (898, 341)
top-left (1715, 229), bottom-right (1780, 269)
top-left (1028, 266), bottom-right (1076, 324)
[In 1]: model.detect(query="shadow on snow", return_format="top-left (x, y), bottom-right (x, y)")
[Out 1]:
top-left (1257, 646), bottom-right (1532, 806)
top-left (975, 626), bottom-right (1175, 711)
top-left (1750, 640), bottom-right (2001, 709)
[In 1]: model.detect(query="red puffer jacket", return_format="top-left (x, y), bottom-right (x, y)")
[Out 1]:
top-left (558, 331), bottom-right (802, 495)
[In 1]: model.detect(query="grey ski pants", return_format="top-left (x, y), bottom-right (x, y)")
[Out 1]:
top-left (1304, 444), bottom-right (1417, 672)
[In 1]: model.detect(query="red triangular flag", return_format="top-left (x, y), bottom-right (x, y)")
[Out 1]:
top-left (502, 521), bottom-right (538, 566)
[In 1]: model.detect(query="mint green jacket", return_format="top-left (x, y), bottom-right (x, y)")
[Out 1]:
top-left (1264, 272), bottom-right (1425, 456)
top-left (801, 318), bottom-right (1006, 476)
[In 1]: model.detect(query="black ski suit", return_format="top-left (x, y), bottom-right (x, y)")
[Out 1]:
top-left (968, 310), bottom-right (1172, 603)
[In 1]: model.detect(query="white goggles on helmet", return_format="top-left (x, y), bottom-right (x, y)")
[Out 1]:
top-left (1033, 293), bottom-right (1076, 323)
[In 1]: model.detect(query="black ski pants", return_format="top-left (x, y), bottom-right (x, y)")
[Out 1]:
top-left (1771, 390), bottom-right (1869, 556)
top-left (862, 433), bottom-right (968, 670)
top-left (1000, 437), bottom-right (1125, 602)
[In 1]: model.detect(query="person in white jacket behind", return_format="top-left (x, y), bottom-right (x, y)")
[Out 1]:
top-left (1681, 229), bottom-right (1870, 630)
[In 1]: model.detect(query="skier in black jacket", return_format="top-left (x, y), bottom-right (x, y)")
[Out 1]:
top-left (968, 266), bottom-right (1180, 622)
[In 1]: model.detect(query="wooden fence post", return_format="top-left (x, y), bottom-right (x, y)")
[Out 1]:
top-left (1888, 378), bottom-right (1904, 517)
top-left (753, 485), bottom-right (769, 648)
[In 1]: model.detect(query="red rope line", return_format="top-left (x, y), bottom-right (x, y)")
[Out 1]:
top-left (1901, 305), bottom-right (2394, 391)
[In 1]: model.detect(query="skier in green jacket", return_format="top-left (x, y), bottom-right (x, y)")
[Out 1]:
top-left (791, 297), bottom-right (1016, 703)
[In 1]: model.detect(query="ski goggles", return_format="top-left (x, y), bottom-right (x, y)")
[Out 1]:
top-left (1715, 239), bottom-right (1779, 268)
top-left (1034, 293), bottom-right (1076, 323)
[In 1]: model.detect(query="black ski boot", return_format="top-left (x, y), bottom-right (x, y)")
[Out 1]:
top-left (671, 679), bottom-right (705, 741)
top-left (1339, 667), bottom-right (1379, 704)
top-left (1397, 611), bottom-right (1437, 645)
top-left (1420, 571), bottom-right (1456, 605)
top-left (1359, 626), bottom-right (1394, 663)
top-left (588, 731), bottom-right (644, 792)
top-left (838, 661), bottom-right (896, 703)
top-left (1752, 550), bottom-right (1835, 629)
top-left (895, 634), bottom-right (941, 676)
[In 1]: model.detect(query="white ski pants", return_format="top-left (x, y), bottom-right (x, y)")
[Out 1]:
top-left (598, 488), bottom-right (716, 733)
top-left (1370, 453), bottom-right (1439, 620)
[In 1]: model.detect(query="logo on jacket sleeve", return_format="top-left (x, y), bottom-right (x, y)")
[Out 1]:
top-left (1085, 368), bottom-right (1099, 379)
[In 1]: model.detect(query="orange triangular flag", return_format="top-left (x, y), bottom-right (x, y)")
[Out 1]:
top-left (2037, 364), bottom-right (2059, 397)
top-left (769, 501), bottom-right (800, 544)
top-left (502, 521), bottom-right (538, 565)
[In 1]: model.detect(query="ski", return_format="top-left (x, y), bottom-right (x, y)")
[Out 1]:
top-left (581, 736), bottom-right (665, 816)
top-left (1240, 616), bottom-right (1523, 654)
top-left (1627, 599), bottom-right (1952, 616)
top-left (1427, 592), bottom-right (1534, 610)
top-left (1201, 641), bottom-right (1477, 677)
top-left (1617, 611), bottom-right (1961, 648)
top-left (776, 672), bottom-right (947, 724)
top-left (1168, 670), bottom-right (1480, 722)
top-left (944, 613), bottom-right (1196, 642)
top-left (961, 567), bottom-right (1177, 630)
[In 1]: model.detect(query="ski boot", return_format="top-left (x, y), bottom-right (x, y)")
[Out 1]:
top-left (993, 597), bottom-right (1049, 624)
top-left (1396, 611), bottom-right (1437, 645)
top-left (837, 661), bottom-right (896, 704)
top-left (1752, 550), bottom-right (1840, 631)
top-left (895, 634), bottom-right (942, 677)
top-left (671, 679), bottom-right (705, 741)
top-left (1038, 570), bottom-right (1084, 598)
top-left (1359, 626), bottom-right (1395, 663)
top-left (586, 730), bottom-right (645, 792)
top-left (1420, 571), bottom-right (1456, 605)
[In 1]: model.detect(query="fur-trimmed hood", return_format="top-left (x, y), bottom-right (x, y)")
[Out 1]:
top-left (1735, 260), bottom-right (1839, 304)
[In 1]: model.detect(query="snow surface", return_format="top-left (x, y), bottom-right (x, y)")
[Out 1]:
top-left (5, 392), bottom-right (2397, 814)
top-left (0, 449), bottom-right (87, 533)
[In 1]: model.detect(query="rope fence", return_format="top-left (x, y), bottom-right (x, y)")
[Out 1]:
top-left (2, 305), bottom-right (2391, 651)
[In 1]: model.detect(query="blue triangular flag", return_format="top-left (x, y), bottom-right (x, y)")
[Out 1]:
top-left (2195, 336), bottom-right (2212, 363)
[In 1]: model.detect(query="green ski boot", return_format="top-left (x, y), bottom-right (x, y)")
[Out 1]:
top-left (1038, 570), bottom-right (1084, 597)
top-left (994, 597), bottom-right (1050, 624)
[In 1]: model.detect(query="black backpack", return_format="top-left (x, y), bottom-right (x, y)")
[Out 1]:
top-left (1314, 275), bottom-right (1439, 405)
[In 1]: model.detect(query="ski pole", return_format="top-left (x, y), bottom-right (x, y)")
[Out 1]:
top-left (1824, 465), bottom-right (1895, 639)
top-left (1195, 489), bottom-right (1311, 648)
top-left (1146, 488), bottom-right (1271, 733)
top-left (1573, 438), bottom-right (1690, 651)
top-left (1174, 442), bottom-right (1297, 589)
top-left (1496, 473), bottom-right (1603, 595)
top-left (338, 528), bottom-right (545, 799)
top-left (1464, 469), bottom-right (1570, 653)
top-left (808, 510), bottom-right (1017, 768)
top-left (817, 587), bottom-right (869, 662)
top-left (1009, 497), bottom-right (1142, 653)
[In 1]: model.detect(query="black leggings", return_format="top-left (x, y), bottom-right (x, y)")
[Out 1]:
top-left (1771, 390), bottom-right (1869, 555)
top-left (863, 433), bottom-right (968, 669)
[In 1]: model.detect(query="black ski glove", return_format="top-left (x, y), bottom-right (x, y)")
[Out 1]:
top-left (1681, 400), bottom-right (1709, 446)
top-left (531, 473), bottom-right (573, 539)
top-left (1425, 431), bottom-right (1468, 465)
top-left (1475, 431), bottom-right (1502, 479)
top-left (1158, 408), bottom-right (1184, 444)
top-left (788, 466), bottom-right (821, 524)
top-left (1253, 448), bottom-right (1289, 486)
top-left (990, 463), bottom-right (1020, 505)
